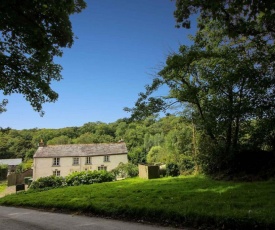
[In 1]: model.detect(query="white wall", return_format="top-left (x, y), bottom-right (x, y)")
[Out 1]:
top-left (33, 154), bottom-right (128, 180)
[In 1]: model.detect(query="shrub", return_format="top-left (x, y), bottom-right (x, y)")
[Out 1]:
top-left (231, 149), bottom-right (275, 179)
top-left (0, 164), bottom-right (8, 180)
top-left (16, 159), bottom-right (33, 173)
top-left (176, 155), bottom-right (195, 175)
top-left (65, 170), bottom-right (114, 186)
top-left (29, 175), bottom-right (65, 190)
top-left (29, 171), bottom-right (115, 190)
top-left (111, 162), bottom-right (138, 179)
top-left (166, 163), bottom-right (180, 177)
top-left (197, 134), bottom-right (231, 175)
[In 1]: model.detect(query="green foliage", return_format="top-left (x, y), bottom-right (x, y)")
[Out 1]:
top-left (174, 0), bottom-right (275, 42)
top-left (16, 159), bottom-right (33, 173)
top-left (0, 180), bottom-right (7, 193)
top-left (15, 164), bottom-right (23, 174)
top-left (29, 175), bottom-right (65, 190)
top-left (23, 159), bottom-right (33, 171)
top-left (111, 162), bottom-right (138, 179)
top-left (65, 170), bottom-right (114, 186)
top-left (126, 15), bottom-right (275, 176)
top-left (146, 146), bottom-right (166, 164)
top-left (1, 115), bottom-right (198, 176)
top-left (47, 135), bottom-right (72, 145)
top-left (166, 163), bottom-right (180, 177)
top-left (128, 146), bottom-right (147, 165)
top-left (179, 155), bottom-right (195, 173)
top-left (29, 171), bottom-right (114, 190)
top-left (144, 132), bottom-right (164, 152)
top-left (0, 164), bottom-right (8, 180)
top-left (0, 0), bottom-right (87, 113)
top-left (73, 132), bottom-right (114, 144)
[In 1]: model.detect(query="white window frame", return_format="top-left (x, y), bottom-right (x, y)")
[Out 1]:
top-left (103, 155), bottom-right (110, 162)
top-left (98, 166), bottom-right (107, 171)
top-left (53, 158), bottom-right (60, 166)
top-left (53, 170), bottom-right (60, 176)
top-left (72, 157), bottom-right (79, 165)
top-left (86, 157), bottom-right (91, 165)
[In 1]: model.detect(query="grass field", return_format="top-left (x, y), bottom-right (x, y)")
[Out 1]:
top-left (0, 175), bottom-right (274, 229)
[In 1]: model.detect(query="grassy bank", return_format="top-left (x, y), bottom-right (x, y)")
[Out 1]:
top-left (0, 175), bottom-right (274, 229)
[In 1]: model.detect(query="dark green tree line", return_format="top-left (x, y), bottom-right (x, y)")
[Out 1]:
top-left (0, 116), bottom-right (196, 174)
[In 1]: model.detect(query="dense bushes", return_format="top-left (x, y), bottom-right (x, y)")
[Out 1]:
top-left (0, 164), bottom-right (8, 180)
top-left (30, 175), bottom-right (65, 190)
top-left (231, 150), bottom-right (275, 179)
top-left (166, 163), bottom-right (180, 177)
top-left (29, 170), bottom-right (114, 190)
top-left (66, 170), bottom-right (114, 186)
top-left (197, 133), bottom-right (275, 179)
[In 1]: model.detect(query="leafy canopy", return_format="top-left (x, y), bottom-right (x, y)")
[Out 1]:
top-left (0, 0), bottom-right (86, 114)
top-left (126, 18), bottom-right (275, 157)
top-left (174, 0), bottom-right (275, 40)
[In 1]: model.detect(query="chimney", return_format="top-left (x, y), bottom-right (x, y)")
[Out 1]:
top-left (38, 139), bottom-right (45, 147)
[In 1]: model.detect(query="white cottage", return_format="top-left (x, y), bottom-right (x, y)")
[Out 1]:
top-left (33, 142), bottom-right (128, 180)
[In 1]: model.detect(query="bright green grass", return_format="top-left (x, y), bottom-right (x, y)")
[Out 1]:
top-left (0, 175), bottom-right (274, 229)
top-left (0, 180), bottom-right (7, 193)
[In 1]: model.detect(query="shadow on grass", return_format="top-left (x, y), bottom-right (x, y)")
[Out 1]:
top-left (0, 176), bottom-right (274, 229)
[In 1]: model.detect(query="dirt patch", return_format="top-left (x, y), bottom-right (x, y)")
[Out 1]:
top-left (0, 186), bottom-right (16, 198)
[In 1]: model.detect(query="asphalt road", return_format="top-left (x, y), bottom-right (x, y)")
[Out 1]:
top-left (0, 206), bottom-right (186, 230)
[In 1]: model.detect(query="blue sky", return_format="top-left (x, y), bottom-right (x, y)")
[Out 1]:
top-left (1, 0), bottom-right (196, 130)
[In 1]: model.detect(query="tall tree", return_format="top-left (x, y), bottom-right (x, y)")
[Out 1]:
top-left (0, 0), bottom-right (86, 114)
top-left (126, 19), bottom-right (275, 156)
top-left (174, 0), bottom-right (275, 40)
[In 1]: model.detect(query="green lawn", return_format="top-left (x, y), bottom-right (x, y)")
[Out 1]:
top-left (0, 180), bottom-right (7, 193)
top-left (0, 175), bottom-right (274, 229)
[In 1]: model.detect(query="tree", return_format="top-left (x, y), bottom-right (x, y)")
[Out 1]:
top-left (126, 19), bottom-right (275, 174)
top-left (174, 0), bottom-right (275, 40)
top-left (47, 135), bottom-right (71, 145)
top-left (72, 132), bottom-right (115, 144)
top-left (0, 0), bottom-right (86, 114)
top-left (146, 146), bottom-right (165, 164)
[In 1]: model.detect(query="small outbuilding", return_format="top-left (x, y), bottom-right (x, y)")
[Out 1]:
top-left (0, 158), bottom-right (22, 174)
top-left (139, 164), bottom-right (160, 179)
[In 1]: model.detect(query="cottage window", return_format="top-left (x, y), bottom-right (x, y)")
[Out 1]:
top-left (86, 157), bottom-right (91, 164)
top-left (98, 166), bottom-right (107, 171)
top-left (73, 157), bottom-right (79, 165)
top-left (103, 155), bottom-right (110, 162)
top-left (53, 158), bottom-right (60, 166)
top-left (53, 170), bottom-right (60, 176)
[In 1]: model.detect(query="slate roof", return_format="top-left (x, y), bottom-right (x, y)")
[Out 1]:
top-left (33, 142), bottom-right (128, 158)
top-left (0, 158), bottom-right (22, 166)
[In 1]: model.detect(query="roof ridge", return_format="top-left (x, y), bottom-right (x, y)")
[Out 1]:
top-left (34, 142), bottom-right (128, 158)
top-left (46, 142), bottom-right (125, 147)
